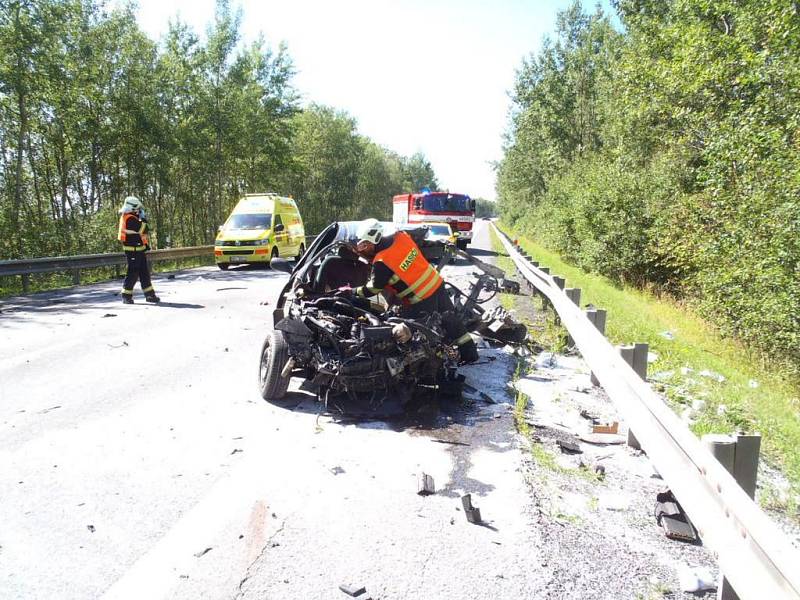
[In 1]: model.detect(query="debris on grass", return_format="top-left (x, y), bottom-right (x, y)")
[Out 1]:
top-left (677, 565), bottom-right (716, 593)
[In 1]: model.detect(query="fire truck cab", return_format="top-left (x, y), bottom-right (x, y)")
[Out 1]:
top-left (392, 190), bottom-right (476, 249)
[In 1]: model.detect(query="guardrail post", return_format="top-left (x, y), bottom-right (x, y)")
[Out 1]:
top-left (564, 289), bottom-right (581, 348)
top-left (539, 267), bottom-right (550, 275)
top-left (552, 275), bottom-right (565, 290)
top-left (21, 273), bottom-right (30, 293)
top-left (565, 288), bottom-right (581, 306)
top-left (702, 433), bottom-right (761, 600)
top-left (633, 342), bottom-right (649, 380)
top-left (72, 269), bottom-right (81, 285)
top-left (618, 345), bottom-right (642, 449)
top-left (587, 308), bottom-right (608, 387)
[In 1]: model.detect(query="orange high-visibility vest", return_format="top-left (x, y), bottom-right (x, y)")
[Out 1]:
top-left (373, 231), bottom-right (443, 305)
top-left (117, 213), bottom-right (148, 247)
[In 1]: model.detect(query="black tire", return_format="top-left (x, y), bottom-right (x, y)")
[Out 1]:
top-left (295, 244), bottom-right (305, 262)
top-left (217, 263), bottom-right (229, 270)
top-left (457, 239), bottom-right (469, 251)
top-left (259, 329), bottom-right (291, 400)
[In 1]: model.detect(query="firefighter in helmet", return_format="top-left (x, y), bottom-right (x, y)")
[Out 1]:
top-left (348, 219), bottom-right (479, 363)
top-left (117, 196), bottom-right (160, 304)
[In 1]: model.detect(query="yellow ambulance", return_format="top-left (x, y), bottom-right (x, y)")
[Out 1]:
top-left (215, 193), bottom-right (306, 269)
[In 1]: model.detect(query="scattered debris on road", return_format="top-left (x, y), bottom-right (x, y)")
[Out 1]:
top-left (106, 341), bottom-right (129, 349)
top-left (557, 439), bottom-right (582, 454)
top-left (431, 438), bottom-right (470, 447)
top-left (230, 448), bottom-right (243, 455)
top-left (329, 466), bottom-right (345, 475)
top-left (39, 405), bottom-right (61, 414)
top-left (655, 490), bottom-right (697, 542)
top-left (86, 525), bottom-right (95, 533)
top-left (101, 313), bottom-right (117, 318)
top-left (591, 421), bottom-right (618, 434)
top-left (677, 564), bottom-right (716, 593)
top-left (193, 547), bottom-right (213, 558)
top-left (461, 494), bottom-right (482, 524)
top-left (338, 583), bottom-right (367, 597)
top-left (417, 473), bottom-right (435, 495)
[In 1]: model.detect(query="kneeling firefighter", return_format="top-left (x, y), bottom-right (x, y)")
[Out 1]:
top-left (347, 219), bottom-right (479, 364)
top-left (118, 195), bottom-right (160, 304)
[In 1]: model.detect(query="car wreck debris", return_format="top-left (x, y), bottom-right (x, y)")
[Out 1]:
top-left (418, 473), bottom-right (435, 495)
top-left (557, 439), bottom-right (582, 454)
top-left (461, 494), bottom-right (483, 524)
top-left (655, 489), bottom-right (697, 542)
top-left (338, 583), bottom-right (367, 597)
top-left (260, 221), bottom-right (528, 414)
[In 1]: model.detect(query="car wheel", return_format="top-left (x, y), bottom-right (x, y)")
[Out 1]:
top-left (259, 329), bottom-right (291, 400)
top-left (295, 244), bottom-right (305, 262)
top-left (217, 263), bottom-right (229, 270)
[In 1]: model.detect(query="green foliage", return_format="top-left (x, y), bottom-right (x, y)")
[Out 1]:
top-left (497, 0), bottom-right (800, 372)
top-left (0, 0), bottom-right (437, 263)
top-left (474, 197), bottom-right (497, 218)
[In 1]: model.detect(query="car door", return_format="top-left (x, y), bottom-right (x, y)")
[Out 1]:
top-left (273, 213), bottom-right (289, 255)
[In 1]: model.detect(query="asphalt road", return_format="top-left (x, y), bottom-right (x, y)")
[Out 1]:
top-left (1, 221), bottom-right (542, 599)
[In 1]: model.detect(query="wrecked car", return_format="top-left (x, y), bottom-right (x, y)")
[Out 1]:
top-left (258, 221), bottom-right (527, 412)
top-left (259, 222), bottom-right (461, 411)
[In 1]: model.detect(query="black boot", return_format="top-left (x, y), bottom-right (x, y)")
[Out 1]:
top-left (145, 293), bottom-right (161, 303)
top-left (122, 295), bottom-right (134, 305)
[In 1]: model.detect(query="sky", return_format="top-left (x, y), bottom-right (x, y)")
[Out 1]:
top-left (127, 0), bottom-right (606, 201)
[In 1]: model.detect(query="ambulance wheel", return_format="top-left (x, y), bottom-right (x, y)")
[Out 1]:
top-left (259, 330), bottom-right (291, 400)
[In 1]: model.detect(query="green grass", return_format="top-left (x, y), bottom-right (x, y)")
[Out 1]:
top-left (501, 223), bottom-right (800, 505)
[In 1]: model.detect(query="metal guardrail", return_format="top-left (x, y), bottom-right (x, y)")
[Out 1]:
top-left (0, 235), bottom-right (318, 293)
top-left (491, 223), bottom-right (800, 600)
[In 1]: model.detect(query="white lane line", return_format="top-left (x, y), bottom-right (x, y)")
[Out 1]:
top-left (102, 451), bottom-right (267, 600)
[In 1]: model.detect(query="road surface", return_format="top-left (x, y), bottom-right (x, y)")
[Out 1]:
top-left (1, 221), bottom-right (543, 599)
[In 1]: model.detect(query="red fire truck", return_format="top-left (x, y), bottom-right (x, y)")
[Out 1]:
top-left (392, 190), bottom-right (476, 249)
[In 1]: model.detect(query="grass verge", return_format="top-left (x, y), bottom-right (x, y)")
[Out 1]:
top-left (499, 223), bottom-right (800, 510)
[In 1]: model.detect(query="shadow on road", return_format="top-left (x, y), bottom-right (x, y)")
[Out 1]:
top-left (467, 247), bottom-right (504, 258)
top-left (0, 265), bottom-right (287, 323)
top-left (150, 301), bottom-right (205, 309)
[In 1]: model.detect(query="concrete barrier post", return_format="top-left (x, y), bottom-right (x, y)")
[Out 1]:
top-left (552, 276), bottom-right (565, 290)
top-left (72, 269), bottom-right (81, 285)
top-left (21, 273), bottom-right (30, 293)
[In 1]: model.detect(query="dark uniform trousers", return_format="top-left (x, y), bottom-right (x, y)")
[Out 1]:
top-left (122, 251), bottom-right (153, 297)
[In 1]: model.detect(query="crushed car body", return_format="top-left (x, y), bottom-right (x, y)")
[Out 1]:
top-left (259, 221), bottom-right (527, 413)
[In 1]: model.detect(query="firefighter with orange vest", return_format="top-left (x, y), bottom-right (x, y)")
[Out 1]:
top-left (348, 219), bottom-right (479, 363)
top-left (117, 196), bottom-right (160, 304)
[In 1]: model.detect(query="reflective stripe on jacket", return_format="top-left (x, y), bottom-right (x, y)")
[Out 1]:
top-left (373, 231), bottom-right (442, 305)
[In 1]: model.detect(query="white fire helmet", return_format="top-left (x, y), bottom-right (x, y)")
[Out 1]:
top-left (356, 218), bottom-right (383, 245)
top-left (119, 196), bottom-right (144, 214)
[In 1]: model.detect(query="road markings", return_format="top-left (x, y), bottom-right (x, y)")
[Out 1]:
top-left (102, 450), bottom-right (269, 600)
